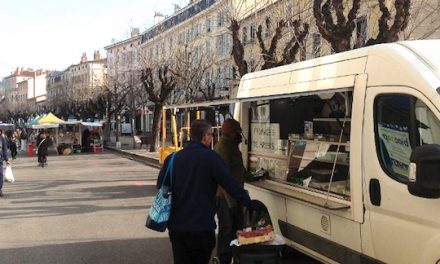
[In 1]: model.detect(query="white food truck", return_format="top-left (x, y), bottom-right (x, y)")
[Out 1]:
top-left (160, 40), bottom-right (440, 263)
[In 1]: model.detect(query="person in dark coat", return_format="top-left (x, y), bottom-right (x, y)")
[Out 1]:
top-left (157, 119), bottom-right (251, 264)
top-left (37, 131), bottom-right (49, 167)
top-left (82, 128), bottom-right (90, 152)
top-left (8, 133), bottom-right (18, 160)
top-left (0, 129), bottom-right (10, 197)
top-left (213, 118), bottom-right (248, 264)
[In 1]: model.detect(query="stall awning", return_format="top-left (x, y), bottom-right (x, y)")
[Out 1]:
top-left (0, 123), bottom-right (15, 128)
top-left (163, 99), bottom-right (240, 110)
top-left (27, 114), bottom-right (45, 126)
top-left (81, 121), bottom-right (104, 127)
top-left (38, 113), bottom-right (65, 124)
top-left (32, 123), bottom-right (59, 129)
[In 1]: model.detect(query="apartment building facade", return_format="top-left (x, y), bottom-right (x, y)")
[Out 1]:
top-left (65, 51), bottom-right (107, 103)
top-left (105, 29), bottom-right (141, 87)
top-left (2, 68), bottom-right (48, 113)
top-left (139, 0), bottom-right (233, 100)
top-left (138, 0), bottom-right (440, 97)
top-left (46, 71), bottom-right (67, 113)
top-left (105, 29), bottom-right (149, 131)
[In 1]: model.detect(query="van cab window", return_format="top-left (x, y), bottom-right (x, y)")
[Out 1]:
top-left (375, 94), bottom-right (440, 182)
top-left (249, 91), bottom-right (352, 200)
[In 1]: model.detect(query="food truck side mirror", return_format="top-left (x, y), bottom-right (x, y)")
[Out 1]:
top-left (408, 144), bottom-right (440, 199)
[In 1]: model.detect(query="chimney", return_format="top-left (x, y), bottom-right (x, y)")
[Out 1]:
top-left (173, 4), bottom-right (181, 13)
top-left (93, 50), bottom-right (101, 61)
top-left (154, 11), bottom-right (164, 25)
top-left (131, 28), bottom-right (140, 37)
top-left (81, 53), bottom-right (88, 64)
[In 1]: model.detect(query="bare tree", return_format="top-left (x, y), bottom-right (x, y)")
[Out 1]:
top-left (403, 0), bottom-right (440, 40)
top-left (313, 0), bottom-right (411, 52)
top-left (141, 66), bottom-right (176, 152)
top-left (226, 0), bottom-right (312, 77)
top-left (257, 19), bottom-right (310, 69)
top-left (125, 70), bottom-right (150, 149)
top-left (313, 0), bottom-right (361, 52)
top-left (170, 43), bottom-right (216, 103)
top-left (199, 80), bottom-right (218, 101)
top-left (365, 0), bottom-right (411, 46)
top-left (230, 18), bottom-right (249, 77)
top-left (94, 79), bottom-right (130, 145)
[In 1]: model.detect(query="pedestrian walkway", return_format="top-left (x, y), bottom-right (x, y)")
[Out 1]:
top-left (105, 135), bottom-right (161, 168)
top-left (0, 153), bottom-right (173, 264)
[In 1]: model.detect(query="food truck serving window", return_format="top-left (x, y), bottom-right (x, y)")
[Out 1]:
top-left (248, 90), bottom-right (352, 200)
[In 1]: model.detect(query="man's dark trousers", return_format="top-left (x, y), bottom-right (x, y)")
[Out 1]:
top-left (169, 230), bottom-right (215, 264)
top-left (0, 162), bottom-right (4, 191)
top-left (217, 197), bottom-right (243, 264)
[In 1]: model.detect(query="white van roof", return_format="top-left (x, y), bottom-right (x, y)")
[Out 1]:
top-left (237, 40), bottom-right (440, 100)
top-left (399, 40), bottom-right (440, 79)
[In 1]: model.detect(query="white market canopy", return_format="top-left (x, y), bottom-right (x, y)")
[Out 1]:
top-left (0, 123), bottom-right (14, 127)
top-left (32, 123), bottom-right (59, 129)
top-left (81, 121), bottom-right (104, 127)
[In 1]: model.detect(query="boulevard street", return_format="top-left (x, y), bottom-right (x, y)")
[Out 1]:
top-left (0, 153), bottom-right (173, 264)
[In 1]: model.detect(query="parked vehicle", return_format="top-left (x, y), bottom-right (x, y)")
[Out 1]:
top-left (160, 40), bottom-right (440, 264)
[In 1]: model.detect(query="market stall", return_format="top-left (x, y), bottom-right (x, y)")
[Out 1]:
top-left (32, 113), bottom-right (66, 154)
top-left (0, 123), bottom-right (15, 131)
top-left (58, 121), bottom-right (82, 154)
top-left (80, 121), bottom-right (104, 153)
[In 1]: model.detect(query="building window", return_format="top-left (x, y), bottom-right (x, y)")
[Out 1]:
top-left (206, 39), bottom-right (211, 53)
top-left (242, 27), bottom-right (248, 44)
top-left (249, 59), bottom-right (255, 72)
top-left (206, 18), bottom-right (211, 33)
top-left (312, 33), bottom-right (321, 58)
top-left (217, 35), bottom-right (224, 55)
top-left (265, 17), bottom-right (271, 38)
top-left (250, 23), bottom-right (256, 43)
top-left (186, 28), bottom-right (192, 42)
top-left (169, 37), bottom-right (173, 52)
top-left (217, 12), bottom-right (223, 27)
top-left (355, 16), bottom-right (368, 48)
top-left (195, 24), bottom-right (201, 37)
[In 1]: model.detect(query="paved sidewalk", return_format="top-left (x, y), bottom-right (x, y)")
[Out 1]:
top-left (105, 135), bottom-right (161, 168)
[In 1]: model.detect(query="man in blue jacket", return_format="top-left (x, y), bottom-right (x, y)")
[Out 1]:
top-left (0, 129), bottom-right (10, 197)
top-left (158, 119), bottom-right (251, 264)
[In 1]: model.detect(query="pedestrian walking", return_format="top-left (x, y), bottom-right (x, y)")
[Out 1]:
top-left (0, 129), bottom-right (10, 197)
top-left (29, 130), bottom-right (36, 145)
top-left (37, 131), bottom-right (49, 167)
top-left (14, 128), bottom-right (21, 150)
top-left (20, 128), bottom-right (28, 152)
top-left (214, 118), bottom-right (248, 264)
top-left (8, 133), bottom-right (18, 160)
top-left (157, 119), bottom-right (251, 264)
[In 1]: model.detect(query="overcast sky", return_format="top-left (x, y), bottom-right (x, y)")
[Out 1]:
top-left (0, 0), bottom-right (189, 79)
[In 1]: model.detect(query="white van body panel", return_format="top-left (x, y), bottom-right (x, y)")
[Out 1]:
top-left (363, 86), bottom-right (440, 263)
top-left (238, 55), bottom-right (367, 100)
top-left (237, 40), bottom-right (440, 263)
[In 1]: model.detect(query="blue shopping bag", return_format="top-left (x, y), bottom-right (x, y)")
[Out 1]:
top-left (146, 152), bottom-right (176, 232)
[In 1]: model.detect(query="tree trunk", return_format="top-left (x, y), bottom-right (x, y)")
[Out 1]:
top-left (149, 104), bottom-right (163, 152)
top-left (104, 106), bottom-right (111, 145)
top-left (115, 114), bottom-right (120, 143)
top-left (131, 108), bottom-right (136, 149)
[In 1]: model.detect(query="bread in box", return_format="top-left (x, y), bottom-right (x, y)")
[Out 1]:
top-left (237, 225), bottom-right (275, 245)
